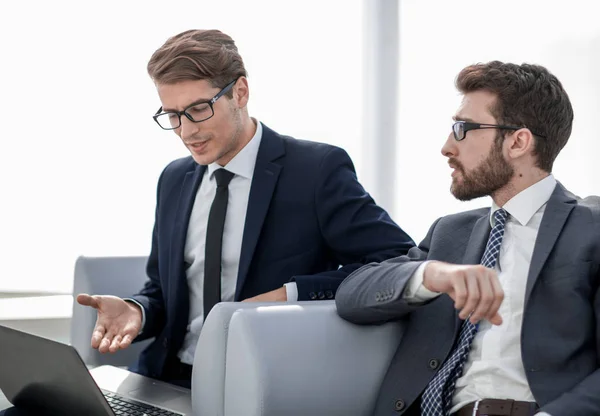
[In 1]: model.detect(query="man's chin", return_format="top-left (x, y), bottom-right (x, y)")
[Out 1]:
top-left (451, 183), bottom-right (483, 201)
top-left (452, 190), bottom-right (490, 202)
top-left (190, 152), bottom-right (217, 166)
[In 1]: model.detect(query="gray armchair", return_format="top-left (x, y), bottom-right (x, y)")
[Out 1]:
top-left (69, 256), bottom-right (405, 415)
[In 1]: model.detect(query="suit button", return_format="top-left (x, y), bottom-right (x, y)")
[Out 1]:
top-left (318, 291), bottom-right (325, 300)
top-left (309, 292), bottom-right (317, 300)
top-left (325, 290), bottom-right (334, 299)
top-left (162, 338), bottom-right (168, 348)
top-left (394, 399), bottom-right (405, 411)
top-left (428, 359), bottom-right (440, 370)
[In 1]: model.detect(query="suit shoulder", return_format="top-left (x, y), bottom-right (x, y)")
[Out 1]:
top-left (281, 134), bottom-right (345, 157)
top-left (437, 207), bottom-right (490, 229)
top-left (157, 156), bottom-right (197, 189)
top-left (575, 195), bottom-right (600, 218)
top-left (441, 206), bottom-right (490, 221)
top-left (262, 123), bottom-right (350, 164)
top-left (162, 156), bottom-right (196, 175)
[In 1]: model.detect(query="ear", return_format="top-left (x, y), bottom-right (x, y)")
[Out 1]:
top-left (233, 76), bottom-right (250, 108)
top-left (505, 128), bottom-right (535, 160)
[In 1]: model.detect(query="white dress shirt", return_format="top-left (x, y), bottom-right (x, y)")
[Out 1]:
top-left (404, 175), bottom-right (557, 415)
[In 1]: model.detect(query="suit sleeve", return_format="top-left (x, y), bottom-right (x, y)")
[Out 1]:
top-left (129, 168), bottom-right (168, 341)
top-left (292, 146), bottom-right (415, 301)
top-left (540, 265), bottom-right (600, 415)
top-left (334, 217), bottom-right (441, 325)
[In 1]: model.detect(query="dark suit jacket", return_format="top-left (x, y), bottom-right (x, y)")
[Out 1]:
top-left (336, 183), bottom-right (600, 416)
top-left (130, 123), bottom-right (414, 379)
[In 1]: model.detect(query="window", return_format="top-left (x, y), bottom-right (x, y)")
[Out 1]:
top-left (0, 0), bottom-right (363, 293)
top-left (395, 0), bottom-right (600, 241)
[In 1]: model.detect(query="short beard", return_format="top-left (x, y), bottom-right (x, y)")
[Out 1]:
top-left (450, 135), bottom-right (514, 201)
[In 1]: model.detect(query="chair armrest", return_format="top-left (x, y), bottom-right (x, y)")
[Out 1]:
top-left (222, 301), bottom-right (404, 416)
top-left (192, 302), bottom-right (278, 416)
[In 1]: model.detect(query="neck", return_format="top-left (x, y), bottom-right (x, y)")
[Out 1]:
top-left (216, 113), bottom-right (256, 166)
top-left (492, 167), bottom-right (549, 207)
top-left (237, 114), bottom-right (257, 149)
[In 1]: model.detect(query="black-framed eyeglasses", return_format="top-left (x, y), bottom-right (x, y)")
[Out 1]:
top-left (452, 121), bottom-right (546, 141)
top-left (152, 79), bottom-right (237, 130)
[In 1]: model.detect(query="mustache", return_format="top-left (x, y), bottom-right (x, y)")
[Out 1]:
top-left (448, 158), bottom-right (464, 172)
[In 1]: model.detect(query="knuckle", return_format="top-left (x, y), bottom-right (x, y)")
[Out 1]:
top-left (452, 269), bottom-right (466, 280)
top-left (481, 293), bottom-right (494, 303)
top-left (474, 265), bottom-right (487, 273)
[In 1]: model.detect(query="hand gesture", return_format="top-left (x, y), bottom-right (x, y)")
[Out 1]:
top-left (76, 294), bottom-right (143, 353)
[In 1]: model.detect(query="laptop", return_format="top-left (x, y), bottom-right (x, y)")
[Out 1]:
top-left (0, 325), bottom-right (192, 416)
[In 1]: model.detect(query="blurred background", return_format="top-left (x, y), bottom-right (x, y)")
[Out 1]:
top-left (0, 0), bottom-right (598, 329)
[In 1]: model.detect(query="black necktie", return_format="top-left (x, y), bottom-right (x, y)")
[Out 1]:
top-left (203, 168), bottom-right (234, 318)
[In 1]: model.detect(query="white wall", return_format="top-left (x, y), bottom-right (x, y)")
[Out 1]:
top-left (0, 0), bottom-right (363, 293)
top-left (395, 0), bottom-right (600, 242)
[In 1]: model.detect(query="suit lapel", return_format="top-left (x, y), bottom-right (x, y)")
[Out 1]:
top-left (524, 182), bottom-right (576, 307)
top-left (463, 213), bottom-right (492, 265)
top-left (169, 164), bottom-right (206, 304)
top-left (235, 125), bottom-right (285, 299)
top-left (452, 212), bottom-right (492, 328)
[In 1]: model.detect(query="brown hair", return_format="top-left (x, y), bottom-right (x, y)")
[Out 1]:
top-left (456, 61), bottom-right (573, 172)
top-left (147, 29), bottom-right (247, 97)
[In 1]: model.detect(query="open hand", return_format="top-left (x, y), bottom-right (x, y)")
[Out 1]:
top-left (76, 294), bottom-right (143, 353)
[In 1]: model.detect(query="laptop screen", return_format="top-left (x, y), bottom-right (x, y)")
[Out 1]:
top-left (0, 325), bottom-right (113, 416)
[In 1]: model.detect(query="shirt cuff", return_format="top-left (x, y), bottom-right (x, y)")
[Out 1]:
top-left (124, 298), bottom-right (146, 334)
top-left (536, 412), bottom-right (552, 416)
top-left (402, 261), bottom-right (441, 304)
top-left (284, 282), bottom-right (298, 302)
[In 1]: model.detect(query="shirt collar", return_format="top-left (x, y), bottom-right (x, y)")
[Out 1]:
top-left (207, 119), bottom-right (263, 180)
top-left (490, 174), bottom-right (557, 226)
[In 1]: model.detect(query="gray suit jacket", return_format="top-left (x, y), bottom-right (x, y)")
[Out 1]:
top-left (336, 183), bottom-right (600, 416)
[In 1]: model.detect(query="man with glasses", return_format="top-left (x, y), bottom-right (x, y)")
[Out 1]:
top-left (336, 61), bottom-right (600, 416)
top-left (75, 29), bottom-right (415, 386)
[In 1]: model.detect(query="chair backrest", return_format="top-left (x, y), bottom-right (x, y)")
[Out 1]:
top-left (70, 255), bottom-right (152, 367)
top-left (222, 302), bottom-right (405, 416)
top-left (192, 301), bottom-right (405, 416)
top-left (192, 301), bottom-right (279, 416)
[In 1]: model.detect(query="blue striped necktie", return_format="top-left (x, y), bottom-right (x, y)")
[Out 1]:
top-left (421, 208), bottom-right (508, 416)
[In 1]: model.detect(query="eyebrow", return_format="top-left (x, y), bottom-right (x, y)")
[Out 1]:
top-left (452, 115), bottom-right (477, 123)
top-left (161, 98), bottom-right (212, 113)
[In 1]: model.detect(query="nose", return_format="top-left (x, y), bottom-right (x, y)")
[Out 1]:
top-left (441, 132), bottom-right (456, 158)
top-left (178, 115), bottom-right (200, 141)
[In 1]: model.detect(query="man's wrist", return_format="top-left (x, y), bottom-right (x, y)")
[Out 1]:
top-left (422, 260), bottom-right (439, 292)
top-left (124, 298), bottom-right (145, 333)
top-left (129, 302), bottom-right (143, 321)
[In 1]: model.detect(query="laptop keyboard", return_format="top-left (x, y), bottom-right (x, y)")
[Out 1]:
top-left (103, 391), bottom-right (184, 416)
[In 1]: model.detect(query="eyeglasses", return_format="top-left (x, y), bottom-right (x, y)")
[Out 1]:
top-left (152, 79), bottom-right (237, 130)
top-left (452, 121), bottom-right (546, 141)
